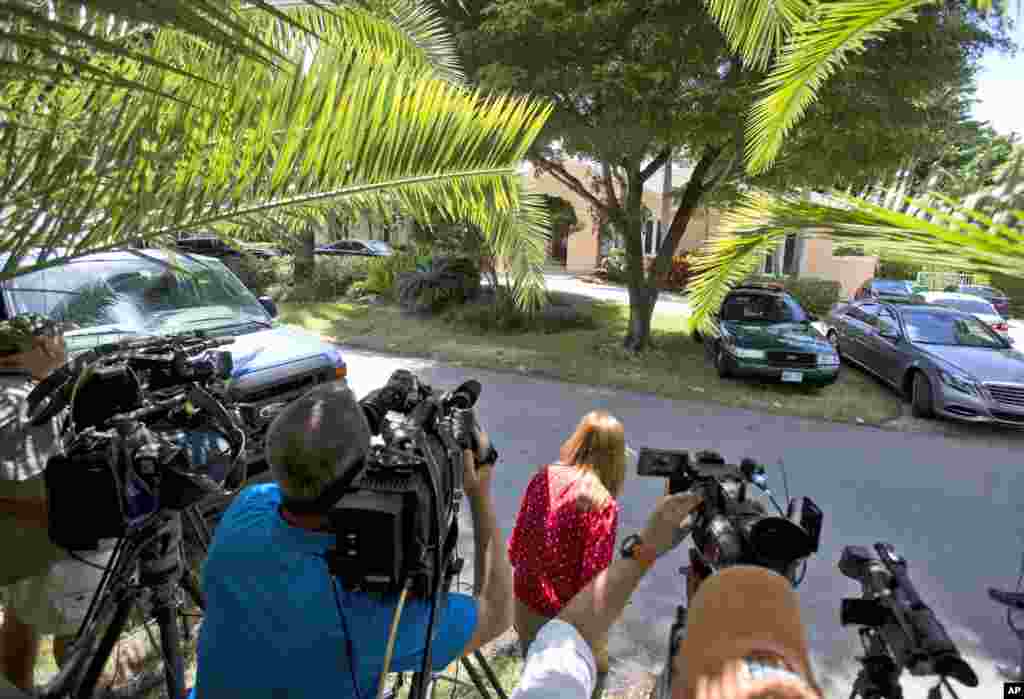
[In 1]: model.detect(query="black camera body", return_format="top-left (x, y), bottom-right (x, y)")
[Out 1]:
top-left (840, 543), bottom-right (978, 689)
top-left (38, 334), bottom-right (241, 551)
top-left (324, 372), bottom-right (483, 597)
top-left (637, 448), bottom-right (822, 579)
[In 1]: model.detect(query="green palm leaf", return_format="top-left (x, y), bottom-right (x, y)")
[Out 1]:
top-left (745, 0), bottom-right (929, 175)
top-left (704, 0), bottom-right (813, 71)
top-left (686, 186), bottom-right (1024, 332)
top-left (0, 3), bottom-right (553, 310)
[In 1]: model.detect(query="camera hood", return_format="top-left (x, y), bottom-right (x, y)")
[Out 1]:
top-left (748, 516), bottom-right (816, 565)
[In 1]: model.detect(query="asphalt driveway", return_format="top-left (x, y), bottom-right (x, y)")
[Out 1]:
top-left (345, 346), bottom-right (1024, 698)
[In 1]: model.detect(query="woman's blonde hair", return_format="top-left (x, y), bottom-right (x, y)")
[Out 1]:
top-left (558, 410), bottom-right (626, 505)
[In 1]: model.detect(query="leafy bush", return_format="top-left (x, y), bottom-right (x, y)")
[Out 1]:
top-left (359, 252), bottom-right (419, 297)
top-left (289, 257), bottom-right (370, 302)
top-left (231, 253), bottom-right (280, 296)
top-left (989, 272), bottom-right (1024, 317)
top-left (876, 259), bottom-right (922, 281)
top-left (446, 290), bottom-right (595, 334)
top-left (743, 275), bottom-right (841, 316)
top-left (397, 256), bottom-right (481, 313)
top-left (654, 255), bottom-right (690, 290)
top-left (602, 248), bottom-right (628, 283)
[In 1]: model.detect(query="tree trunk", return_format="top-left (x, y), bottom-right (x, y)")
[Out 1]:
top-left (294, 224), bottom-right (316, 285)
top-left (652, 145), bottom-right (722, 281)
top-left (621, 168), bottom-right (659, 352)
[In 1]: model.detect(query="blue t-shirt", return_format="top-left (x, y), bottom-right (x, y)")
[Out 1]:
top-left (193, 483), bottom-right (478, 698)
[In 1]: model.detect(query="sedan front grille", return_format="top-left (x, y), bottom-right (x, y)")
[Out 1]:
top-left (985, 383), bottom-right (1024, 408)
top-left (765, 351), bottom-right (817, 368)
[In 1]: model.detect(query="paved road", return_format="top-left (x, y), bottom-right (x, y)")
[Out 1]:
top-left (344, 347), bottom-right (1024, 698)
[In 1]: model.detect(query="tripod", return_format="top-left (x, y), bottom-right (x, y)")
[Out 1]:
top-left (35, 505), bottom-right (209, 698)
top-left (849, 629), bottom-right (903, 699)
top-left (386, 559), bottom-right (509, 699)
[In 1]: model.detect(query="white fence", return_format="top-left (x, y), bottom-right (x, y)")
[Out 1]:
top-left (915, 270), bottom-right (976, 291)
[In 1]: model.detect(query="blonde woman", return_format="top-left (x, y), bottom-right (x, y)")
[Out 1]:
top-left (508, 411), bottom-right (626, 699)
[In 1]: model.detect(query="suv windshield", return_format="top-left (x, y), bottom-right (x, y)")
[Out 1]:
top-left (901, 308), bottom-right (1007, 349)
top-left (4, 253), bottom-right (270, 349)
top-left (721, 293), bottom-right (808, 323)
top-left (873, 280), bottom-right (914, 295)
top-left (931, 298), bottom-right (996, 315)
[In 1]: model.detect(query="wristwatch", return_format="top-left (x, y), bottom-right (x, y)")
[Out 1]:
top-left (621, 534), bottom-right (657, 569)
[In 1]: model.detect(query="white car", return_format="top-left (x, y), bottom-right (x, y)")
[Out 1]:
top-left (921, 292), bottom-right (1011, 339)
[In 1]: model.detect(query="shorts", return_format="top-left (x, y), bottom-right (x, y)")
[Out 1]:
top-left (0, 549), bottom-right (112, 637)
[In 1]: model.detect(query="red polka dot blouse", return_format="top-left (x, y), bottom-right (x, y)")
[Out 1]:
top-left (508, 463), bottom-right (620, 618)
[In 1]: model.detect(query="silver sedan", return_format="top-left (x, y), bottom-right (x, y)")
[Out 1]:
top-left (825, 299), bottom-right (1024, 426)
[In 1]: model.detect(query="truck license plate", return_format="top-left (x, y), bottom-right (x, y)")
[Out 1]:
top-left (781, 371), bottom-right (803, 383)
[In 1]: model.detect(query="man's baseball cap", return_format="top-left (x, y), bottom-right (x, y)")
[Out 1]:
top-left (0, 313), bottom-right (73, 357)
top-left (676, 566), bottom-right (820, 698)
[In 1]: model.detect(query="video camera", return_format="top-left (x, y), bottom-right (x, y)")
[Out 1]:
top-left (28, 333), bottom-right (244, 552)
top-left (321, 370), bottom-right (494, 598)
top-left (637, 448), bottom-right (822, 580)
top-left (840, 543), bottom-right (978, 697)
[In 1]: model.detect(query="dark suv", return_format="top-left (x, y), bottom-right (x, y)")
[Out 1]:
top-left (0, 249), bottom-right (348, 469)
top-left (174, 235), bottom-right (242, 259)
top-left (854, 278), bottom-right (916, 301)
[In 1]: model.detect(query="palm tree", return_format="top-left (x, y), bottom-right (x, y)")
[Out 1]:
top-left (704, 0), bottom-right (1012, 175)
top-left (0, 1), bottom-right (553, 311)
top-left (686, 146), bottom-right (1024, 334)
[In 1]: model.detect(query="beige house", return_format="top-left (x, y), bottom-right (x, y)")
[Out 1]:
top-left (525, 158), bottom-right (877, 300)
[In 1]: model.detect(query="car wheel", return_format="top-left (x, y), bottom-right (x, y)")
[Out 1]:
top-left (911, 372), bottom-right (934, 419)
top-left (714, 343), bottom-right (732, 379)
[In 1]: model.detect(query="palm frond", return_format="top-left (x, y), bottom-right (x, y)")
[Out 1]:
top-left (0, 6), bottom-right (553, 309)
top-left (744, 0), bottom-right (929, 175)
top-left (685, 186), bottom-right (1024, 331)
top-left (0, 0), bottom-right (464, 99)
top-left (703, 0), bottom-right (814, 71)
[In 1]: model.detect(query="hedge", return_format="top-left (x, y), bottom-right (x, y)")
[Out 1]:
top-left (743, 275), bottom-right (842, 316)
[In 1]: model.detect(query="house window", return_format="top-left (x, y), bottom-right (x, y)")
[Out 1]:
top-left (782, 234), bottom-right (799, 275)
top-left (763, 250), bottom-right (775, 275)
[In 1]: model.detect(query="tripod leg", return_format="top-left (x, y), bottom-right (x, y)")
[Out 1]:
top-left (153, 587), bottom-right (186, 699)
top-left (459, 656), bottom-right (492, 699)
top-left (472, 651), bottom-right (509, 699)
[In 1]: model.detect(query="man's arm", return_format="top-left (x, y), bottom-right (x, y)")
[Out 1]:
top-left (461, 449), bottom-right (513, 655)
top-left (556, 493), bottom-right (702, 650)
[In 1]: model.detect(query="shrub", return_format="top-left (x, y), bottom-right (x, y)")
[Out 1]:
top-left (446, 289), bottom-right (596, 334)
top-left (654, 255), bottom-right (690, 290)
top-left (360, 252), bottom-right (419, 297)
top-left (602, 248), bottom-right (628, 283)
top-left (747, 276), bottom-right (841, 316)
top-left (288, 257), bottom-right (370, 302)
top-left (397, 256), bottom-right (481, 313)
top-left (226, 254), bottom-right (281, 296)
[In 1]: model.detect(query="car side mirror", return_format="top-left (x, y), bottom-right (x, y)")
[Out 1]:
top-left (258, 295), bottom-right (278, 319)
top-left (879, 324), bottom-right (900, 341)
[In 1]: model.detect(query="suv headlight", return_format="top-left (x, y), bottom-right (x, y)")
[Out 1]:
top-left (817, 352), bottom-right (840, 367)
top-left (734, 348), bottom-right (765, 360)
top-left (938, 369), bottom-right (977, 395)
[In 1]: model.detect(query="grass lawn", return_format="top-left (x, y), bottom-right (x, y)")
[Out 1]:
top-left (279, 295), bottom-right (903, 426)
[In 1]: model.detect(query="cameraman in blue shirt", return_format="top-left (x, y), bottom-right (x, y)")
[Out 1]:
top-left (193, 379), bottom-right (512, 698)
